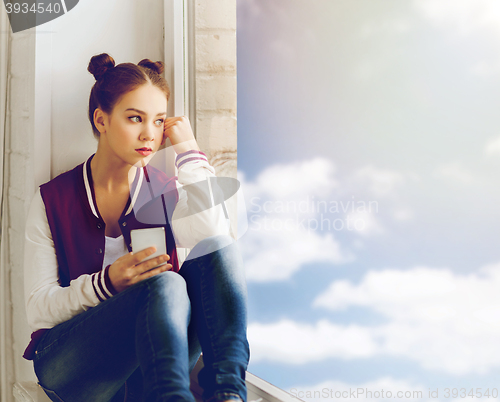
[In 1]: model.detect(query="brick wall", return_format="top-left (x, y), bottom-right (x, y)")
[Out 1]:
top-left (195, 0), bottom-right (237, 179)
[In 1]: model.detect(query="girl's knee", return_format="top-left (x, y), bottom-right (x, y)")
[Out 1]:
top-left (144, 271), bottom-right (190, 307)
top-left (148, 270), bottom-right (185, 286)
top-left (197, 234), bottom-right (234, 250)
top-left (187, 235), bottom-right (236, 261)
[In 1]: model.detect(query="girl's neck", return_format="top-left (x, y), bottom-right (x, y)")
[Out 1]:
top-left (91, 147), bottom-right (137, 193)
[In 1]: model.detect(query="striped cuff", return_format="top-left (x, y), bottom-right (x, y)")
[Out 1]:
top-left (91, 265), bottom-right (116, 302)
top-left (103, 265), bottom-right (119, 296)
top-left (175, 150), bottom-right (208, 169)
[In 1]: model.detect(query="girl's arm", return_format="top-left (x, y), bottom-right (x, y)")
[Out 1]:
top-left (163, 116), bottom-right (230, 248)
top-left (170, 150), bottom-right (230, 248)
top-left (24, 189), bottom-right (114, 332)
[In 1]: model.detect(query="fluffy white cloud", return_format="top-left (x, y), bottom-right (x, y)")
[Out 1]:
top-left (242, 224), bottom-right (348, 282)
top-left (239, 159), bottom-right (418, 281)
top-left (313, 264), bottom-right (500, 375)
top-left (248, 319), bottom-right (377, 364)
top-left (239, 159), bottom-right (350, 282)
top-left (242, 158), bottom-right (338, 201)
top-left (249, 263), bottom-right (500, 375)
top-left (345, 209), bottom-right (384, 237)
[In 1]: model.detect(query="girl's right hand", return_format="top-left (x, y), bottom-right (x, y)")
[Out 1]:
top-left (108, 247), bottom-right (172, 293)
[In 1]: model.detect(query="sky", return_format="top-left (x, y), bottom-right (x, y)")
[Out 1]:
top-left (236, 1), bottom-right (500, 400)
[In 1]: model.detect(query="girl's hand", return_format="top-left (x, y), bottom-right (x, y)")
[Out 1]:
top-left (162, 116), bottom-right (200, 154)
top-left (108, 247), bottom-right (172, 293)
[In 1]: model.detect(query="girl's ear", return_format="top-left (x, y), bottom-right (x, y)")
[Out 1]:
top-left (93, 108), bottom-right (107, 134)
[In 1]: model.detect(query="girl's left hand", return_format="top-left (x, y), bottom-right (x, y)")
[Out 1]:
top-left (163, 116), bottom-right (200, 154)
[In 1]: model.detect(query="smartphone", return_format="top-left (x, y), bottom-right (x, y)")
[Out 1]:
top-left (130, 227), bottom-right (167, 266)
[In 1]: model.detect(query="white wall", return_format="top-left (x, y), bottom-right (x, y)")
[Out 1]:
top-left (48, 0), bottom-right (165, 177)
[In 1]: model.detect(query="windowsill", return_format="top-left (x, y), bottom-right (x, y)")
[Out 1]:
top-left (13, 358), bottom-right (302, 402)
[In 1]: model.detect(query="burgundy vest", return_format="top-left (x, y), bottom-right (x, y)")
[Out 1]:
top-left (24, 155), bottom-right (179, 359)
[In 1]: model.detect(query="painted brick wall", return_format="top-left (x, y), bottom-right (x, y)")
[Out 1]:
top-left (5, 29), bottom-right (39, 402)
top-left (195, 0), bottom-right (239, 238)
top-left (195, 0), bottom-right (237, 180)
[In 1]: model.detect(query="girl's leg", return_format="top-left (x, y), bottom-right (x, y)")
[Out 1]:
top-left (33, 271), bottom-right (200, 402)
top-left (179, 235), bottom-right (250, 402)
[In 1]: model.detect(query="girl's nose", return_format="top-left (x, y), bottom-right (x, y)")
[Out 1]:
top-left (140, 128), bottom-right (154, 141)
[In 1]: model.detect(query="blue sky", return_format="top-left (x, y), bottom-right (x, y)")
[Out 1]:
top-left (237, 1), bottom-right (500, 400)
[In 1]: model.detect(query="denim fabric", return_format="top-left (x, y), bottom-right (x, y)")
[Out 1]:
top-left (33, 235), bottom-right (249, 402)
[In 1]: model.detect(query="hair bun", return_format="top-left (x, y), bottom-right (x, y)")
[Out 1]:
top-left (138, 59), bottom-right (164, 75)
top-left (88, 53), bottom-right (116, 81)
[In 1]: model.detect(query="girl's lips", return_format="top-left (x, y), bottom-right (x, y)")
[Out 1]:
top-left (136, 148), bottom-right (153, 156)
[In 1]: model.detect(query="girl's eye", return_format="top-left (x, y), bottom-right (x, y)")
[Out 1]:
top-left (155, 119), bottom-right (164, 126)
top-left (129, 116), bottom-right (141, 123)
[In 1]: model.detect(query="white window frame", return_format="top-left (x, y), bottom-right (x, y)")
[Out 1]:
top-left (164, 0), bottom-right (195, 265)
top-left (163, 0), bottom-right (195, 128)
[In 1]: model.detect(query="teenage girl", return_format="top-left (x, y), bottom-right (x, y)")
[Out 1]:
top-left (23, 53), bottom-right (249, 402)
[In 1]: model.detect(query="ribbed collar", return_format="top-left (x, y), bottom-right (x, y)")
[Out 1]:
top-left (82, 154), bottom-right (144, 219)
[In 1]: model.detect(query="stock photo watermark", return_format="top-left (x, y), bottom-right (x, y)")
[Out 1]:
top-left (2, 0), bottom-right (79, 33)
top-left (248, 196), bottom-right (379, 233)
top-left (289, 387), bottom-right (499, 400)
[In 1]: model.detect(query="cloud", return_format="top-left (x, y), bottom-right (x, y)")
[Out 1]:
top-left (243, 158), bottom-right (338, 201)
top-left (289, 377), bottom-right (428, 402)
top-left (239, 159), bottom-right (350, 282)
top-left (350, 165), bottom-right (410, 198)
top-left (314, 266), bottom-right (460, 316)
top-left (249, 263), bottom-right (500, 375)
top-left (393, 207), bottom-right (414, 221)
top-left (344, 209), bottom-right (384, 237)
top-left (239, 159), bottom-right (417, 281)
top-left (415, 0), bottom-right (500, 37)
top-left (433, 163), bottom-right (474, 184)
top-left (242, 222), bottom-right (347, 282)
top-left (248, 319), bottom-right (377, 364)
top-left (415, 0), bottom-right (500, 76)
top-left (485, 136), bottom-right (500, 156)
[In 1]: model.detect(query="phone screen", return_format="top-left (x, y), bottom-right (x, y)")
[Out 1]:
top-left (130, 227), bottom-right (167, 263)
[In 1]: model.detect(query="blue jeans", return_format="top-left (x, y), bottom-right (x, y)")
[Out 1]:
top-left (33, 235), bottom-right (250, 402)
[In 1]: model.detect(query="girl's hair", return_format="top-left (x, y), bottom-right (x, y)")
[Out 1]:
top-left (87, 53), bottom-right (170, 138)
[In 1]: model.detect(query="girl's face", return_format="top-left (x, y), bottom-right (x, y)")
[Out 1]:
top-left (98, 83), bottom-right (167, 167)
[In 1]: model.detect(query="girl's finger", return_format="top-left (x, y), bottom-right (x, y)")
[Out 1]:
top-left (135, 254), bottom-right (170, 275)
top-left (164, 117), bottom-right (188, 129)
top-left (135, 263), bottom-right (173, 282)
top-left (127, 247), bottom-right (157, 266)
top-left (163, 117), bottom-right (182, 128)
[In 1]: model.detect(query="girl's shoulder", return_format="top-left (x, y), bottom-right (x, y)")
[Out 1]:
top-left (40, 162), bottom-right (84, 192)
